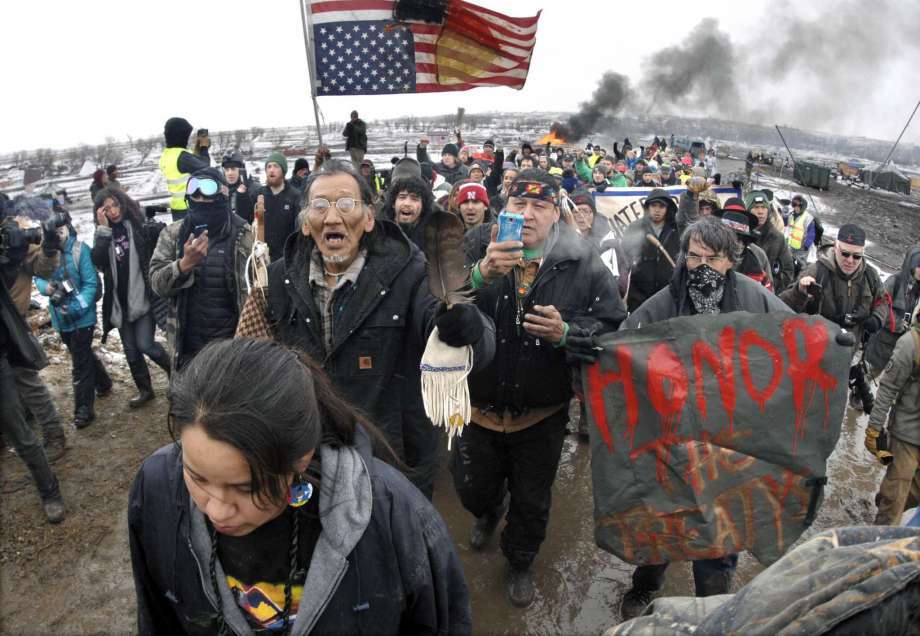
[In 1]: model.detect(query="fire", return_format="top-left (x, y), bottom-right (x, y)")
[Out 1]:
top-left (538, 130), bottom-right (566, 145)
top-left (537, 121), bottom-right (569, 146)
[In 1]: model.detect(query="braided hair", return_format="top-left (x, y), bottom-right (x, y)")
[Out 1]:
top-left (208, 507), bottom-right (304, 635)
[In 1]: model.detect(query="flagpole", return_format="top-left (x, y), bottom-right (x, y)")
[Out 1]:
top-left (299, 0), bottom-right (324, 147)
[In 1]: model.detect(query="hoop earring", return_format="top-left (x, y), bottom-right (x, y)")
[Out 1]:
top-left (287, 473), bottom-right (313, 508)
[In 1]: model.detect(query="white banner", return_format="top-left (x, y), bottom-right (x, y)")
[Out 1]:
top-left (594, 185), bottom-right (741, 235)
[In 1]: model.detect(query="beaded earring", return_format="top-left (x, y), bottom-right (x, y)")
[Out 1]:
top-left (287, 473), bottom-right (313, 508)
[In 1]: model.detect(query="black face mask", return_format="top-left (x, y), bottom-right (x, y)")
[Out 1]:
top-left (687, 264), bottom-right (726, 314)
top-left (187, 197), bottom-right (228, 234)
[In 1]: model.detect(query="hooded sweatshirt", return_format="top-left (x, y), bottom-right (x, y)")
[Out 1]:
top-left (129, 428), bottom-right (472, 635)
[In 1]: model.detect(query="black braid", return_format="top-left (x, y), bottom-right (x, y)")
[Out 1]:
top-left (281, 506), bottom-right (302, 634)
top-left (209, 524), bottom-right (229, 636)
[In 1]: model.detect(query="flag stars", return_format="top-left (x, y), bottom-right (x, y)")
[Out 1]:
top-left (335, 26), bottom-right (343, 33)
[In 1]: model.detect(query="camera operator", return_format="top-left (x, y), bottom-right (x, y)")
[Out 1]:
top-left (0, 205), bottom-right (68, 461)
top-left (780, 224), bottom-right (886, 413)
top-left (0, 207), bottom-right (67, 522)
top-left (34, 219), bottom-right (112, 429)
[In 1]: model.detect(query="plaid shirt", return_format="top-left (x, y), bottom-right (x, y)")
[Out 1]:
top-left (308, 248), bottom-right (367, 351)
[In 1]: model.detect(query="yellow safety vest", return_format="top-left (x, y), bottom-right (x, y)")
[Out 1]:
top-left (785, 210), bottom-right (813, 250)
top-left (159, 147), bottom-right (191, 212)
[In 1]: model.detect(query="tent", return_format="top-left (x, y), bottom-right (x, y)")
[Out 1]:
top-left (861, 165), bottom-right (911, 195)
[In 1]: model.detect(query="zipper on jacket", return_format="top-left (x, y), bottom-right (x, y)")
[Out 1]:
top-left (186, 536), bottom-right (235, 635)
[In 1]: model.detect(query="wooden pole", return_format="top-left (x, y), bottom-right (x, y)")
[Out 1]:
top-left (299, 0), bottom-right (324, 147)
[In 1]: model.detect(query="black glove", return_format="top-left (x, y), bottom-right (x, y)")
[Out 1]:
top-left (565, 325), bottom-right (601, 365)
top-left (435, 303), bottom-right (483, 347)
top-left (863, 315), bottom-right (882, 335)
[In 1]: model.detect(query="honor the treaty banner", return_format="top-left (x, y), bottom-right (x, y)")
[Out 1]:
top-left (583, 312), bottom-right (851, 566)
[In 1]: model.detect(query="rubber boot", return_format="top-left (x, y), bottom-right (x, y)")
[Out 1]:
top-left (470, 500), bottom-right (508, 550)
top-left (507, 564), bottom-right (535, 608)
top-left (128, 358), bottom-right (155, 409)
top-left (43, 426), bottom-right (67, 463)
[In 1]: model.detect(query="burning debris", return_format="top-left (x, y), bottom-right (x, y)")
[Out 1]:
top-left (538, 122), bottom-right (569, 145)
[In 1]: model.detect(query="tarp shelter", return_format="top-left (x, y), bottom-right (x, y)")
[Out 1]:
top-left (861, 165), bottom-right (911, 195)
top-left (78, 159), bottom-right (98, 178)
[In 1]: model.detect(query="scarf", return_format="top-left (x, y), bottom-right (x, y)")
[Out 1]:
top-left (109, 221), bottom-right (150, 328)
top-left (687, 264), bottom-right (726, 315)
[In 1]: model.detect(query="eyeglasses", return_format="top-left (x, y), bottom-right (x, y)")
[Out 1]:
top-left (308, 197), bottom-right (359, 215)
top-left (186, 176), bottom-right (220, 197)
top-left (839, 249), bottom-right (863, 261)
top-left (686, 251), bottom-right (727, 265)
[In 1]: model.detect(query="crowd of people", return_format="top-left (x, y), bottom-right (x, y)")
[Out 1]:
top-left (2, 114), bottom-right (920, 634)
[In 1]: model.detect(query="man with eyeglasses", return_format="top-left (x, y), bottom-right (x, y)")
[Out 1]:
top-left (149, 167), bottom-right (253, 371)
top-left (780, 223), bottom-right (886, 412)
top-left (618, 217), bottom-right (791, 620)
top-left (262, 159), bottom-right (495, 499)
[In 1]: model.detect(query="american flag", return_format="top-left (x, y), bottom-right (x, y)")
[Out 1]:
top-left (304, 0), bottom-right (541, 96)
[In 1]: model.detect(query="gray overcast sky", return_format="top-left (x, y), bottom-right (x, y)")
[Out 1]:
top-left (2, 0), bottom-right (918, 154)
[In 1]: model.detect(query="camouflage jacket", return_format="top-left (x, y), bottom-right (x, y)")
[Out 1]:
top-left (148, 215), bottom-right (253, 370)
top-left (608, 526), bottom-right (920, 636)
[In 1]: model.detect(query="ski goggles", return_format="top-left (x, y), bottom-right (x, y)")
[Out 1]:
top-left (508, 180), bottom-right (557, 202)
top-left (186, 176), bottom-right (221, 198)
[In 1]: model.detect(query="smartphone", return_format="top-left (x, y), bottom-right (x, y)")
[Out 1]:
top-left (192, 224), bottom-right (208, 238)
top-left (497, 211), bottom-right (524, 244)
top-left (197, 128), bottom-right (209, 137)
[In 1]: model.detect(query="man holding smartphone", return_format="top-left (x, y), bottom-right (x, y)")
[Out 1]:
top-left (456, 170), bottom-right (626, 608)
top-left (149, 167), bottom-right (253, 371)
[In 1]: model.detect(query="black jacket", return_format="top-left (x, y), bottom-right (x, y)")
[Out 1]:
top-left (229, 178), bottom-right (256, 223)
top-left (416, 145), bottom-right (469, 185)
top-left (754, 223), bottom-right (794, 293)
top-left (621, 215), bottom-right (680, 313)
top-left (468, 223), bottom-right (625, 414)
top-left (129, 432), bottom-right (472, 636)
top-left (91, 214), bottom-right (159, 341)
top-left (254, 184), bottom-right (301, 263)
top-left (343, 119), bottom-right (367, 151)
top-left (623, 265), bottom-right (793, 329)
top-left (0, 276), bottom-right (47, 370)
top-left (267, 220), bottom-right (495, 445)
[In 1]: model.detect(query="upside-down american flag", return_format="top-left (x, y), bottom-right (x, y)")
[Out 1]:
top-left (303, 0), bottom-right (541, 95)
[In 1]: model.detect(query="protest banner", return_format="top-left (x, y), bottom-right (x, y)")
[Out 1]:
top-left (593, 185), bottom-right (740, 236)
top-left (584, 311), bottom-right (851, 566)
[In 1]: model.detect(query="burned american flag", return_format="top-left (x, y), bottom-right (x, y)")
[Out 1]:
top-left (303, 0), bottom-right (541, 95)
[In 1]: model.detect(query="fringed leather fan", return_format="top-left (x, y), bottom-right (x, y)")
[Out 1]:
top-left (420, 210), bottom-right (472, 450)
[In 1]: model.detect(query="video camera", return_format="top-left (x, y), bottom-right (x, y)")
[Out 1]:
top-left (0, 213), bottom-right (67, 267)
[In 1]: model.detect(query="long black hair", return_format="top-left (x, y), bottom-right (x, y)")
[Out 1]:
top-left (93, 187), bottom-right (144, 226)
top-left (167, 337), bottom-right (399, 508)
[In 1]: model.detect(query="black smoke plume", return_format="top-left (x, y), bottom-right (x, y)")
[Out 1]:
top-left (565, 1), bottom-right (920, 142)
top-left (639, 18), bottom-right (741, 117)
top-left (564, 71), bottom-right (632, 141)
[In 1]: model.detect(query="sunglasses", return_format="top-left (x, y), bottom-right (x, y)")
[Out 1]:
top-left (839, 249), bottom-right (863, 261)
top-left (186, 176), bottom-right (220, 197)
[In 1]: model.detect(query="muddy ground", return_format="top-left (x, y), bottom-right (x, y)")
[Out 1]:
top-left (2, 161), bottom-right (918, 635)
